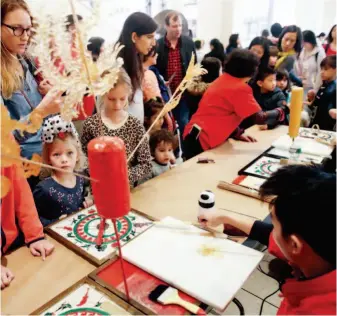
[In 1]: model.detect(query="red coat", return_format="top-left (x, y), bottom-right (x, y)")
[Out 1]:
top-left (268, 235), bottom-right (336, 315)
top-left (1, 165), bottom-right (44, 254)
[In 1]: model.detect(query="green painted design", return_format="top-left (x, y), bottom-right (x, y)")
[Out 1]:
top-left (59, 307), bottom-right (109, 315)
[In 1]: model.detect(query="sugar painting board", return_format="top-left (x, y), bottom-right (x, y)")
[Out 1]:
top-left (299, 127), bottom-right (336, 141)
top-left (46, 206), bottom-right (154, 265)
top-left (267, 147), bottom-right (324, 164)
top-left (90, 257), bottom-right (210, 315)
top-left (238, 155), bottom-right (281, 179)
top-left (121, 217), bottom-right (264, 311)
top-left (33, 278), bottom-right (140, 315)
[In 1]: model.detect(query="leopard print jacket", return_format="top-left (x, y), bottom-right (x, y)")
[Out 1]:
top-left (81, 114), bottom-right (152, 186)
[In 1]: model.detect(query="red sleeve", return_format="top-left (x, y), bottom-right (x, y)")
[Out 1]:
top-left (13, 165), bottom-right (45, 245)
top-left (268, 233), bottom-right (287, 261)
top-left (233, 85), bottom-right (261, 119)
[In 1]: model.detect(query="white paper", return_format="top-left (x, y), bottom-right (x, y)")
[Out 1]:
top-left (122, 217), bottom-right (264, 311)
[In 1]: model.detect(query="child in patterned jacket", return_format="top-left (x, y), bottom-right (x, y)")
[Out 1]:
top-left (33, 115), bottom-right (93, 226)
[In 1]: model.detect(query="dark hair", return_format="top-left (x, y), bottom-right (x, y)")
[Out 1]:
top-left (207, 38), bottom-right (226, 65)
top-left (143, 46), bottom-right (157, 63)
top-left (255, 67), bottom-right (275, 82)
top-left (65, 14), bottom-right (83, 31)
top-left (303, 30), bottom-right (317, 47)
top-left (227, 34), bottom-right (239, 50)
top-left (150, 129), bottom-right (176, 155)
top-left (87, 37), bottom-right (105, 61)
top-left (200, 57), bottom-right (221, 83)
top-left (262, 29), bottom-right (270, 37)
top-left (317, 32), bottom-right (326, 38)
top-left (276, 69), bottom-right (291, 91)
top-left (260, 165), bottom-right (336, 265)
top-left (165, 11), bottom-right (182, 26)
top-left (269, 45), bottom-right (279, 57)
top-left (327, 25), bottom-right (337, 45)
top-left (117, 12), bottom-right (157, 97)
top-left (144, 97), bottom-right (164, 130)
top-left (249, 36), bottom-right (270, 68)
top-left (321, 55), bottom-right (336, 69)
top-left (270, 23), bottom-right (283, 38)
top-left (224, 49), bottom-right (259, 78)
top-left (278, 25), bottom-right (303, 54)
top-left (195, 40), bottom-right (202, 50)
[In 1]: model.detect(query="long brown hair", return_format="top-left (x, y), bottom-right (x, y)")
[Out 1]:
top-left (1, 0), bottom-right (34, 99)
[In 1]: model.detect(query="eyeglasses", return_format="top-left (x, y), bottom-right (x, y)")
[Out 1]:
top-left (2, 23), bottom-right (32, 37)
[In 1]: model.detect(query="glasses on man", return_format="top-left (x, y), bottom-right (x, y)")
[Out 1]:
top-left (2, 23), bottom-right (32, 37)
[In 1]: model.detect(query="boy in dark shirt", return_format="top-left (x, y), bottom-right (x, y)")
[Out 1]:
top-left (308, 56), bottom-right (336, 131)
top-left (251, 67), bottom-right (289, 129)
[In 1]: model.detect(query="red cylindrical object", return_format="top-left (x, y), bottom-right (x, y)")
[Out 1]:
top-left (88, 136), bottom-right (130, 219)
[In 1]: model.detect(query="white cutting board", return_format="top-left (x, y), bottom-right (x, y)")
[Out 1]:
top-left (121, 217), bottom-right (264, 311)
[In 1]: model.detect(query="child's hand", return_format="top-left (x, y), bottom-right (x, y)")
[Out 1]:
top-left (329, 109), bottom-right (337, 119)
top-left (259, 124), bottom-right (268, 131)
top-left (237, 134), bottom-right (257, 142)
top-left (83, 196), bottom-right (94, 209)
top-left (198, 212), bottom-right (226, 228)
top-left (1, 266), bottom-right (14, 290)
top-left (38, 80), bottom-right (53, 96)
top-left (29, 239), bottom-right (55, 261)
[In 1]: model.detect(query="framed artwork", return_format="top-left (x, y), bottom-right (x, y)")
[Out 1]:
top-left (89, 256), bottom-right (210, 315)
top-left (238, 154), bottom-right (282, 179)
top-left (33, 277), bottom-right (141, 315)
top-left (46, 206), bottom-right (155, 265)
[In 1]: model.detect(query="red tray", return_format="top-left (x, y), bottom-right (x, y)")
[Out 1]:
top-left (89, 257), bottom-right (209, 315)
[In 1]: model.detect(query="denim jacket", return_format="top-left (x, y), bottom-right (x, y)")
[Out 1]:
top-left (2, 59), bottom-right (43, 158)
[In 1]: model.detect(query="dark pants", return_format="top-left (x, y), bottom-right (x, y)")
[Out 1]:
top-left (172, 96), bottom-right (190, 137)
top-left (183, 132), bottom-right (204, 160)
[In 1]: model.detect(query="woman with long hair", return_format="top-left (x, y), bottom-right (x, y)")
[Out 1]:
top-left (117, 12), bottom-right (157, 124)
top-left (1, 0), bottom-right (61, 188)
top-left (204, 38), bottom-right (226, 68)
top-left (226, 34), bottom-right (240, 54)
top-left (324, 25), bottom-right (336, 56)
top-left (249, 36), bottom-right (270, 69)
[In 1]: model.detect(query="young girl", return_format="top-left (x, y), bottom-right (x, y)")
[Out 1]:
top-left (81, 69), bottom-right (152, 187)
top-left (276, 69), bottom-right (291, 102)
top-left (33, 115), bottom-right (92, 227)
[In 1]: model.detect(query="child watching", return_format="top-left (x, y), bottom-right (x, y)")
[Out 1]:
top-left (144, 97), bottom-right (165, 135)
top-left (2, 164), bottom-right (55, 290)
top-left (183, 50), bottom-right (285, 160)
top-left (33, 115), bottom-right (93, 226)
top-left (149, 129), bottom-right (176, 178)
top-left (308, 56), bottom-right (336, 131)
top-left (81, 69), bottom-right (152, 186)
top-left (199, 165), bottom-right (336, 315)
top-left (251, 67), bottom-right (289, 129)
top-left (276, 69), bottom-right (291, 102)
top-left (269, 46), bottom-right (279, 68)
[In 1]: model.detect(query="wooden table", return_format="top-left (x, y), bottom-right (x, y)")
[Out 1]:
top-left (1, 237), bottom-right (95, 315)
top-left (1, 125), bottom-right (286, 315)
top-left (131, 126), bottom-right (287, 224)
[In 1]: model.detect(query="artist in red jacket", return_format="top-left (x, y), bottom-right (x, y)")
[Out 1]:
top-left (200, 165), bottom-right (336, 315)
top-left (1, 164), bottom-right (55, 290)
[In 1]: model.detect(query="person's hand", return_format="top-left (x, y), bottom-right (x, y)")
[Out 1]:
top-left (29, 239), bottom-right (55, 261)
top-left (36, 90), bottom-right (63, 118)
top-left (1, 266), bottom-right (14, 290)
top-left (83, 196), bottom-right (94, 209)
top-left (307, 89), bottom-right (316, 102)
top-left (259, 124), bottom-right (268, 131)
top-left (38, 80), bottom-right (53, 96)
top-left (329, 109), bottom-right (337, 119)
top-left (237, 134), bottom-right (257, 142)
top-left (198, 212), bottom-right (226, 228)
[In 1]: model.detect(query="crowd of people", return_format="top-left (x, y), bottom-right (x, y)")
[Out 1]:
top-left (1, 1), bottom-right (336, 314)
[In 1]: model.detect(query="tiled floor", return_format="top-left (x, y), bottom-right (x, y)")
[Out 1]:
top-left (211, 251), bottom-right (282, 315)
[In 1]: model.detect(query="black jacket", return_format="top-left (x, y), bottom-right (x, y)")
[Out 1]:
top-left (310, 80), bottom-right (336, 131)
top-left (156, 35), bottom-right (196, 80)
top-left (252, 85), bottom-right (289, 129)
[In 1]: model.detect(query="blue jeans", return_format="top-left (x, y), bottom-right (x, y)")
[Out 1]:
top-left (172, 96), bottom-right (190, 136)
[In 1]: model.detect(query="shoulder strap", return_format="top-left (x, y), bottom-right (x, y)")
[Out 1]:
top-left (315, 52), bottom-right (319, 63)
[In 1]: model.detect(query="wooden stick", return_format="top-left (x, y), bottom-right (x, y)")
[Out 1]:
top-left (1, 154), bottom-right (97, 182)
top-left (217, 181), bottom-right (271, 202)
top-left (218, 207), bottom-right (260, 220)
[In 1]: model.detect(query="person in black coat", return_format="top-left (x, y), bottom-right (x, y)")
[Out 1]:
top-left (156, 11), bottom-right (196, 135)
top-left (204, 38), bottom-right (226, 68)
top-left (250, 67), bottom-right (289, 129)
